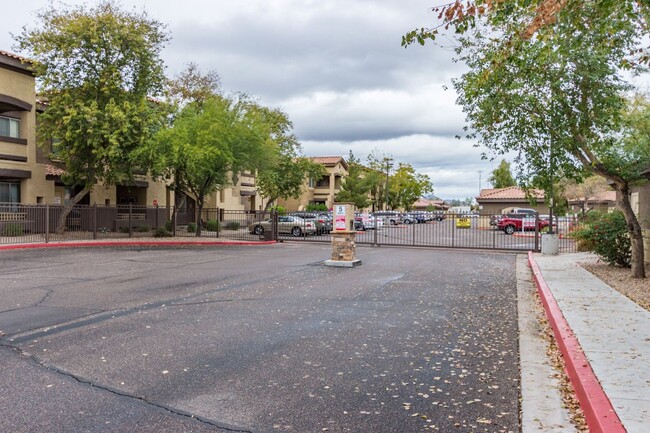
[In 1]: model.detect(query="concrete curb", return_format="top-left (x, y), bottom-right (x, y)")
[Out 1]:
top-left (0, 240), bottom-right (277, 251)
top-left (527, 251), bottom-right (626, 433)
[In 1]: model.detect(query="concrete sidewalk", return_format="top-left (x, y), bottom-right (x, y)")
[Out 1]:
top-left (530, 252), bottom-right (650, 433)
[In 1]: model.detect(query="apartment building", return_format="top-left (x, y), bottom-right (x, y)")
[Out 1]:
top-left (278, 156), bottom-right (349, 211)
top-left (0, 50), bottom-right (52, 204)
top-left (1, 49), bottom-right (265, 213)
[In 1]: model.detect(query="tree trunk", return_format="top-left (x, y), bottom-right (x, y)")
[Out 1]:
top-left (614, 182), bottom-right (646, 278)
top-left (55, 187), bottom-right (91, 234)
top-left (264, 198), bottom-right (276, 211)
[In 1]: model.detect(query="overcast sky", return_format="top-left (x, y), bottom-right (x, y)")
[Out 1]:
top-left (1, 1), bottom-right (532, 199)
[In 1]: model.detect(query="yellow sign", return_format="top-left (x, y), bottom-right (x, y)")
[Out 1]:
top-left (456, 217), bottom-right (471, 229)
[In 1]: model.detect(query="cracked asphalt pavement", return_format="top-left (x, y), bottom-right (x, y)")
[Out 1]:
top-left (0, 243), bottom-right (520, 432)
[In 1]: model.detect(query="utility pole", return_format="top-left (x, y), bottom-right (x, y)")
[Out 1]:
top-left (477, 170), bottom-right (482, 194)
top-left (384, 157), bottom-right (393, 211)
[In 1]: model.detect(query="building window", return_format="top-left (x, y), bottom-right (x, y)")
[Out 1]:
top-left (308, 177), bottom-right (315, 188)
top-left (0, 181), bottom-right (21, 203)
top-left (0, 116), bottom-right (20, 139)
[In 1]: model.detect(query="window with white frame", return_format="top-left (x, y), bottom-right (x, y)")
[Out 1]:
top-left (0, 116), bottom-right (20, 138)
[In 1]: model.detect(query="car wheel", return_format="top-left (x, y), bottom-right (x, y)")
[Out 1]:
top-left (436, 217), bottom-right (443, 222)
top-left (253, 225), bottom-right (264, 235)
top-left (291, 226), bottom-right (303, 237)
top-left (390, 219), bottom-right (396, 225)
top-left (504, 225), bottom-right (515, 235)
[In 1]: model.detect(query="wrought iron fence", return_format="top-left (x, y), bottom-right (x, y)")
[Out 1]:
top-left (0, 204), bottom-right (584, 253)
top-left (0, 203), bottom-right (276, 245)
top-left (276, 210), bottom-right (582, 253)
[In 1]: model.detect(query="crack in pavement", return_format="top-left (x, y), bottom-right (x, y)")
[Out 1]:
top-left (0, 343), bottom-right (256, 433)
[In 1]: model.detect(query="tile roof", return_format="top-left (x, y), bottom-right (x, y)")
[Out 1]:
top-left (0, 49), bottom-right (34, 75)
top-left (44, 164), bottom-right (66, 177)
top-left (569, 190), bottom-right (616, 204)
top-left (477, 186), bottom-right (545, 201)
top-left (0, 50), bottom-right (31, 63)
top-left (309, 156), bottom-right (348, 170)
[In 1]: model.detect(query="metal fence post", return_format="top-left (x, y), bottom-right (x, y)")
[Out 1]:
top-left (534, 213), bottom-right (540, 252)
top-left (45, 204), bottom-right (49, 243)
top-left (216, 207), bottom-right (220, 238)
top-left (172, 206), bottom-right (177, 237)
top-left (373, 215), bottom-right (378, 246)
top-left (412, 217), bottom-right (416, 246)
top-left (93, 204), bottom-right (97, 240)
top-left (128, 203), bottom-right (133, 238)
top-left (451, 214), bottom-right (455, 248)
top-left (155, 203), bottom-right (159, 231)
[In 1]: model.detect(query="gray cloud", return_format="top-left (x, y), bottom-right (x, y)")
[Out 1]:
top-left (3, 0), bottom-right (488, 199)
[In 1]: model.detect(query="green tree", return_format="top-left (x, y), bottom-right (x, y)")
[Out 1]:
top-left (335, 152), bottom-right (371, 210)
top-left (488, 160), bottom-right (516, 188)
top-left (366, 150), bottom-right (393, 211)
top-left (151, 95), bottom-right (274, 237)
top-left (16, 0), bottom-right (169, 233)
top-left (388, 164), bottom-right (433, 211)
top-left (254, 109), bottom-right (324, 210)
top-left (405, 0), bottom-right (649, 278)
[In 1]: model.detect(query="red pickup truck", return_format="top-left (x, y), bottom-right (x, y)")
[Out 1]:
top-left (498, 216), bottom-right (549, 235)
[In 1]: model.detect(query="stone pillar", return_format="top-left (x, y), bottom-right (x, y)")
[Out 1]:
top-left (325, 202), bottom-right (361, 268)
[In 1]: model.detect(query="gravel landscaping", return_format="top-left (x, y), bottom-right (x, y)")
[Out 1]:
top-left (580, 259), bottom-right (650, 312)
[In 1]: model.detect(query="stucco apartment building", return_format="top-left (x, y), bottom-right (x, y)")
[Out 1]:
top-left (278, 156), bottom-right (349, 210)
top-left (0, 50), bottom-right (267, 213)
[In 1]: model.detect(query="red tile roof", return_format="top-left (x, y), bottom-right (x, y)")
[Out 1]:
top-left (44, 164), bottom-right (66, 177)
top-left (0, 49), bottom-right (32, 63)
top-left (309, 156), bottom-right (348, 170)
top-left (477, 186), bottom-right (544, 201)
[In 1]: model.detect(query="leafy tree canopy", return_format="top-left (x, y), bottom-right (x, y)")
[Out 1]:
top-left (389, 163), bottom-right (434, 211)
top-left (335, 152), bottom-right (372, 210)
top-left (16, 0), bottom-right (169, 232)
top-left (488, 160), bottom-right (516, 188)
top-left (404, 0), bottom-right (649, 277)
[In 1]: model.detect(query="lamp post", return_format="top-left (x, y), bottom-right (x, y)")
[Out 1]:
top-left (384, 157), bottom-right (393, 211)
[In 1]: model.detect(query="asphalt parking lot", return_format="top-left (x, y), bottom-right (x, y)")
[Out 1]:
top-left (0, 243), bottom-right (520, 433)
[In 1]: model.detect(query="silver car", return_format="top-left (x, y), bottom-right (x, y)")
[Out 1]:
top-left (248, 215), bottom-right (317, 237)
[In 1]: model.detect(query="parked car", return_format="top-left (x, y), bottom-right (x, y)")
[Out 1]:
top-left (248, 215), bottom-right (317, 237)
top-left (490, 208), bottom-right (537, 227)
top-left (431, 212), bottom-right (446, 222)
top-left (373, 211), bottom-right (401, 225)
top-left (353, 213), bottom-right (383, 230)
top-left (401, 213), bottom-right (417, 224)
top-left (289, 212), bottom-right (329, 235)
top-left (498, 216), bottom-right (549, 235)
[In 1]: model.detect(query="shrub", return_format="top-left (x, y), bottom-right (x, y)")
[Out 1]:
top-left (2, 223), bottom-right (24, 236)
top-left (118, 227), bottom-right (131, 234)
top-left (153, 228), bottom-right (173, 237)
top-left (205, 219), bottom-right (220, 231)
top-left (135, 225), bottom-right (150, 233)
top-left (571, 210), bottom-right (631, 267)
top-left (306, 203), bottom-right (329, 212)
top-left (224, 221), bottom-right (240, 230)
top-left (270, 205), bottom-right (286, 215)
top-left (187, 222), bottom-right (197, 233)
top-left (164, 220), bottom-right (173, 231)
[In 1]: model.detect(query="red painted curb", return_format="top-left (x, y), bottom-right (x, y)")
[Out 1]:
top-left (527, 251), bottom-right (625, 433)
top-left (0, 240), bottom-right (277, 251)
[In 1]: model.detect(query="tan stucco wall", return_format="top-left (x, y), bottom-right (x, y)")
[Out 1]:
top-left (0, 66), bottom-right (58, 203)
